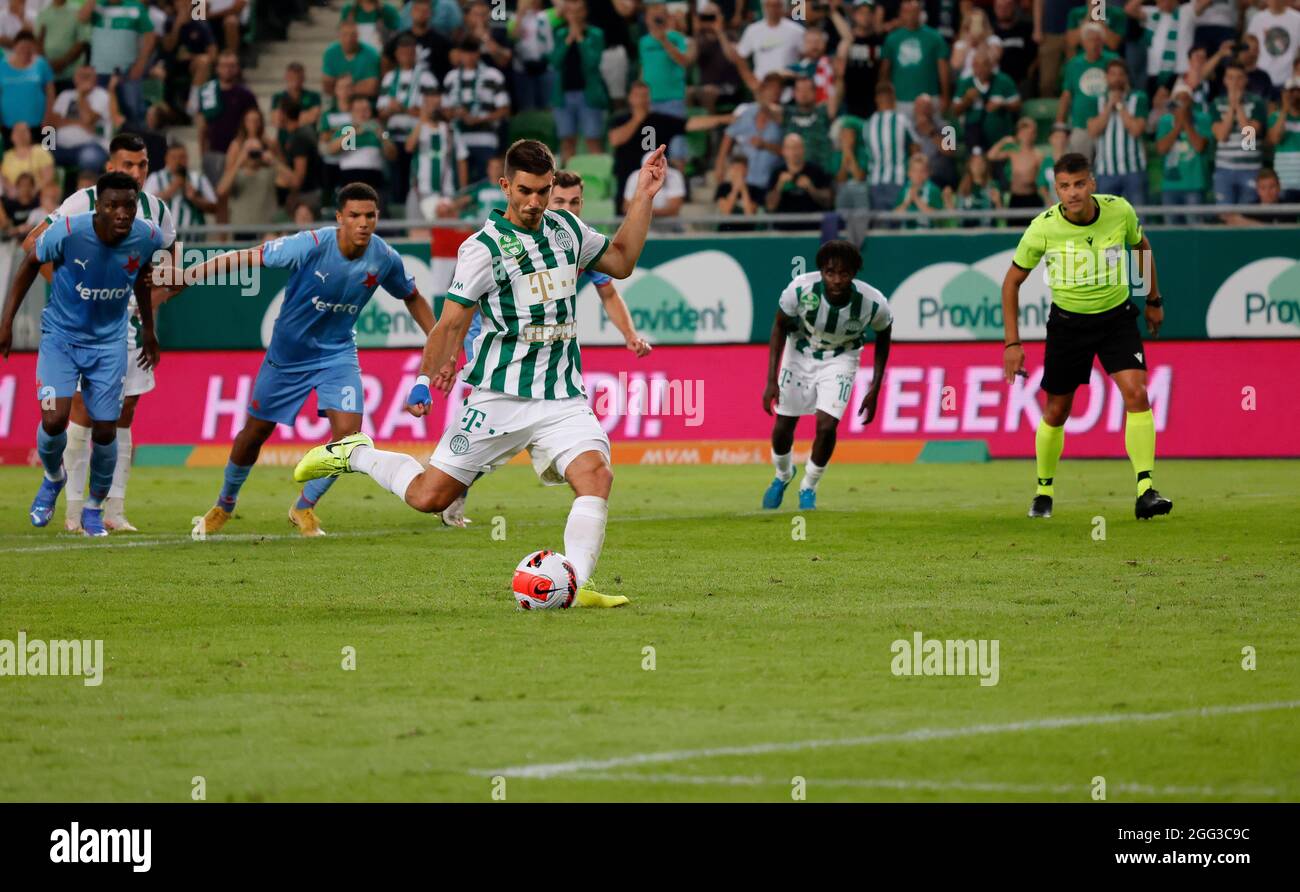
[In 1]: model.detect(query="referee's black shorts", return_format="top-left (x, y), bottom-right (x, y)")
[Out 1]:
top-left (1041, 300), bottom-right (1147, 396)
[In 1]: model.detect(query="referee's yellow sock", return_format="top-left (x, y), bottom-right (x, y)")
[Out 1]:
top-left (1125, 409), bottom-right (1156, 495)
top-left (1035, 421), bottom-right (1064, 496)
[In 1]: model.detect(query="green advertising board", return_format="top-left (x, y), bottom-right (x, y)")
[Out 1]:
top-left (154, 227), bottom-right (1300, 349)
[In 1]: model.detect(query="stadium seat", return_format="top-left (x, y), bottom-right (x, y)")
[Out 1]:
top-left (1023, 98), bottom-right (1059, 143)
top-left (582, 197), bottom-right (617, 233)
top-left (508, 109), bottom-right (559, 152)
top-left (567, 153), bottom-right (614, 200)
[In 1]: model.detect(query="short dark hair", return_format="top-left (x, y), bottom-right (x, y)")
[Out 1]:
top-left (504, 139), bottom-right (556, 179)
top-left (109, 133), bottom-right (148, 156)
top-left (97, 171), bottom-right (140, 197)
top-left (1105, 58), bottom-right (1127, 74)
top-left (553, 170), bottom-right (584, 191)
top-left (1257, 167), bottom-right (1279, 184)
top-left (1222, 61), bottom-right (1245, 76)
top-left (336, 181), bottom-right (380, 208)
top-left (13, 29), bottom-right (34, 44)
top-left (287, 62), bottom-right (305, 73)
top-left (1054, 152), bottom-right (1091, 177)
top-left (458, 36), bottom-right (482, 53)
top-left (815, 239), bottom-right (862, 276)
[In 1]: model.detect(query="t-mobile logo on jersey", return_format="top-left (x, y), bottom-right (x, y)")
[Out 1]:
top-left (461, 407), bottom-right (487, 432)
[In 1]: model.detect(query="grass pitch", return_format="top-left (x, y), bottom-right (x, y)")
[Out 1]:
top-left (0, 459), bottom-right (1296, 802)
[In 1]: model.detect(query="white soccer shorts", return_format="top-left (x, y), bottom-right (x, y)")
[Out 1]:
top-left (430, 387), bottom-right (611, 486)
top-left (123, 344), bottom-right (156, 398)
top-left (775, 342), bottom-right (859, 420)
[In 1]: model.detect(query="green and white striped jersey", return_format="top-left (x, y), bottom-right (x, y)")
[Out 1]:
top-left (378, 67), bottom-right (439, 140)
top-left (410, 121), bottom-right (465, 197)
top-left (45, 185), bottom-right (177, 249)
top-left (1093, 90), bottom-right (1149, 176)
top-left (446, 208), bottom-right (610, 400)
top-left (863, 109), bottom-right (916, 186)
top-left (778, 271), bottom-right (893, 359)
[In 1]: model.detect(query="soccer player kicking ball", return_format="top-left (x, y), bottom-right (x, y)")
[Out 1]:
top-left (0, 173), bottom-right (163, 536)
top-left (760, 240), bottom-right (893, 510)
top-left (294, 139), bottom-right (669, 607)
top-left (1001, 153), bottom-right (1173, 520)
top-left (155, 183), bottom-right (435, 536)
top-left (22, 134), bottom-right (176, 532)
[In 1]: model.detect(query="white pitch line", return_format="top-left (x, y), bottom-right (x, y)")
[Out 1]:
top-left (472, 699), bottom-right (1300, 780)
top-left (0, 528), bottom-right (411, 554)
top-left (562, 772), bottom-right (1281, 798)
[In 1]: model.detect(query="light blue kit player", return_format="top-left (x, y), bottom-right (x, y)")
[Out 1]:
top-left (154, 182), bottom-right (435, 537)
top-left (0, 172), bottom-right (163, 536)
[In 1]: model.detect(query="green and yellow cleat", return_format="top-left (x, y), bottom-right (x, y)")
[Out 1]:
top-left (293, 432), bottom-right (373, 483)
top-left (575, 587), bottom-right (630, 608)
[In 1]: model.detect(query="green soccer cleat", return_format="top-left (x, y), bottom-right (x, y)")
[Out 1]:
top-left (293, 432), bottom-right (374, 483)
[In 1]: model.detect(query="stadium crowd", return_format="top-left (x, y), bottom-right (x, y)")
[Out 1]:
top-left (1, 0), bottom-right (1298, 240)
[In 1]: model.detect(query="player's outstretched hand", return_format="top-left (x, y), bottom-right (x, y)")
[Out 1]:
top-left (1003, 343), bottom-right (1026, 384)
top-left (1145, 302), bottom-right (1163, 338)
top-left (858, 386), bottom-right (881, 424)
top-left (762, 381), bottom-right (779, 416)
top-left (626, 336), bottom-right (652, 357)
top-left (406, 375), bottom-right (433, 417)
top-left (139, 331), bottom-right (161, 371)
top-left (635, 145), bottom-right (668, 201)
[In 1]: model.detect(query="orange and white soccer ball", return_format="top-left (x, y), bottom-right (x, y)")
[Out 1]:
top-left (512, 550), bottom-right (578, 610)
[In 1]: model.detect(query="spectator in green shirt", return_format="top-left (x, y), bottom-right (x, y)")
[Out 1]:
top-left (323, 19), bottom-right (382, 101)
top-left (550, 0), bottom-right (607, 162)
top-left (36, 0), bottom-right (89, 85)
top-left (272, 62), bottom-right (323, 131)
top-left (879, 0), bottom-right (950, 119)
top-left (783, 76), bottom-right (832, 172)
top-left (1266, 77), bottom-right (1300, 202)
top-left (951, 48), bottom-right (1020, 153)
top-left (896, 150), bottom-right (945, 228)
top-left (639, 1), bottom-right (694, 164)
top-left (79, 0), bottom-right (155, 126)
top-left (340, 0), bottom-right (401, 54)
top-left (1155, 82), bottom-right (1212, 223)
top-left (1065, 0), bottom-right (1127, 55)
top-left (1057, 23), bottom-right (1119, 157)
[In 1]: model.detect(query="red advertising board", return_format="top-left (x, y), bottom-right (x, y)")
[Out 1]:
top-left (1, 341), bottom-right (1296, 460)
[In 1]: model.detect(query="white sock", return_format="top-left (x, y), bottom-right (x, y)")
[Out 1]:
top-left (64, 422), bottom-right (91, 514)
top-left (108, 426), bottom-right (132, 501)
top-left (348, 444), bottom-right (423, 502)
top-left (564, 495), bottom-right (608, 588)
top-left (772, 449), bottom-right (793, 482)
top-left (802, 459), bottom-right (826, 491)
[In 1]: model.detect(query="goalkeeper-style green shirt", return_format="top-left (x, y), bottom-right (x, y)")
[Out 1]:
top-left (1012, 194), bottom-right (1144, 314)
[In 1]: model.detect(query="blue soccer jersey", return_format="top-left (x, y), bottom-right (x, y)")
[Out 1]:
top-left (36, 213), bottom-right (164, 349)
top-left (261, 227), bottom-right (417, 371)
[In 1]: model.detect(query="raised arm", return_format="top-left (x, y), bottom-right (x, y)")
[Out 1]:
top-left (593, 145), bottom-right (667, 279)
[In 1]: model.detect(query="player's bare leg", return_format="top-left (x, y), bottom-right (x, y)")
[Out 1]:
top-left (1030, 391), bottom-right (1072, 518)
top-left (103, 394), bottom-right (140, 531)
top-left (1112, 369), bottom-right (1171, 519)
top-left (289, 410), bottom-right (362, 537)
top-left (798, 410), bottom-right (840, 511)
top-left (562, 449), bottom-right (626, 607)
top-left (62, 393), bottom-right (93, 531)
top-left (202, 417), bottom-right (278, 534)
top-left (763, 414), bottom-right (799, 509)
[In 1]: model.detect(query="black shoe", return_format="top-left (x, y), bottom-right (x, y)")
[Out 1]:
top-left (1135, 488), bottom-right (1173, 520)
top-left (1028, 495), bottom-right (1053, 518)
